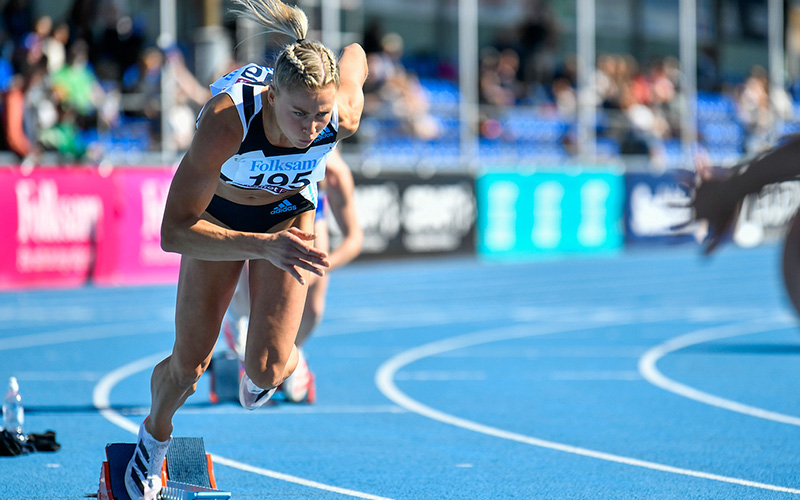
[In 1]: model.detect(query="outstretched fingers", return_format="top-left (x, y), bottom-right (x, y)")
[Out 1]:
top-left (267, 228), bottom-right (330, 284)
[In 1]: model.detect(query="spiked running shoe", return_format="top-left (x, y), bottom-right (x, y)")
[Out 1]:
top-left (281, 349), bottom-right (314, 403)
top-left (124, 421), bottom-right (171, 500)
top-left (238, 371), bottom-right (277, 410)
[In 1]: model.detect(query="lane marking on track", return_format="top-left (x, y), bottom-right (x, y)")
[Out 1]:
top-left (375, 321), bottom-right (800, 495)
top-left (638, 319), bottom-right (800, 426)
top-left (92, 352), bottom-right (397, 500)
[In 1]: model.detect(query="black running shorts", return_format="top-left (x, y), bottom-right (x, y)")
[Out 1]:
top-left (204, 193), bottom-right (315, 233)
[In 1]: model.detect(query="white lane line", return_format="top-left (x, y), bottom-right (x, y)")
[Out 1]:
top-left (638, 319), bottom-right (800, 427)
top-left (210, 456), bottom-right (394, 500)
top-left (93, 351), bottom-right (167, 434)
top-left (93, 352), bottom-right (397, 500)
top-left (99, 405), bottom-right (406, 417)
top-left (375, 322), bottom-right (800, 495)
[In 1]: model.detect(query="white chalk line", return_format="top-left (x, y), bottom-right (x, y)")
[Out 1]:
top-left (639, 319), bottom-right (800, 427)
top-left (92, 352), bottom-right (397, 500)
top-left (375, 321), bottom-right (800, 495)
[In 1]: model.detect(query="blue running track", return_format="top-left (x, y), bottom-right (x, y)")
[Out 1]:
top-left (2, 244), bottom-right (800, 499)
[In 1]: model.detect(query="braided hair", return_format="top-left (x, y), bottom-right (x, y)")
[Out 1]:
top-left (231, 0), bottom-right (340, 93)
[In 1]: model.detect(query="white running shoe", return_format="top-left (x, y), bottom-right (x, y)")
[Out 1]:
top-left (124, 421), bottom-right (171, 500)
top-left (281, 349), bottom-right (312, 403)
top-left (238, 371), bottom-right (276, 410)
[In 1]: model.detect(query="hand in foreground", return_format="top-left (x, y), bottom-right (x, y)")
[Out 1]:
top-left (263, 227), bottom-right (330, 284)
top-left (673, 165), bottom-right (743, 255)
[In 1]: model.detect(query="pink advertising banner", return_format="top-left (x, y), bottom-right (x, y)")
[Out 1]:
top-left (0, 168), bottom-right (117, 289)
top-left (0, 166), bottom-right (181, 290)
top-left (100, 168), bottom-right (181, 285)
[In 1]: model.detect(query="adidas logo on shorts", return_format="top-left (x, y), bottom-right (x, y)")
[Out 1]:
top-left (270, 199), bottom-right (296, 214)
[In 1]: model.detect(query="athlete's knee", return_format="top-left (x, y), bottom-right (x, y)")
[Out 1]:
top-left (245, 365), bottom-right (283, 389)
top-left (244, 352), bottom-right (291, 389)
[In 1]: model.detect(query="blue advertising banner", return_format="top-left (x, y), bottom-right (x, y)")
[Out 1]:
top-left (624, 170), bottom-right (695, 245)
top-left (477, 169), bottom-right (625, 259)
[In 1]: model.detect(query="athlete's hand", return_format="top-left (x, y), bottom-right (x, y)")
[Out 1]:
top-left (673, 165), bottom-right (742, 255)
top-left (263, 227), bottom-right (330, 284)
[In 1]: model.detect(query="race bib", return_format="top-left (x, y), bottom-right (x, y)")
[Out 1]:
top-left (210, 63), bottom-right (273, 96)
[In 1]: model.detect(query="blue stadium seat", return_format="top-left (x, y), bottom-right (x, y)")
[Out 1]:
top-left (700, 121), bottom-right (743, 147)
top-left (697, 91), bottom-right (736, 123)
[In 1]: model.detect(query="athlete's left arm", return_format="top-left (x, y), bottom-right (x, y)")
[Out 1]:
top-left (325, 149), bottom-right (363, 270)
top-left (335, 43), bottom-right (368, 140)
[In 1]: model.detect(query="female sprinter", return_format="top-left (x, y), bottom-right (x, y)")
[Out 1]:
top-left (222, 148), bottom-right (364, 403)
top-left (123, 1), bottom-right (367, 498)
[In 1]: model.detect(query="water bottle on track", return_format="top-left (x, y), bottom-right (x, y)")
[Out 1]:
top-left (3, 376), bottom-right (25, 442)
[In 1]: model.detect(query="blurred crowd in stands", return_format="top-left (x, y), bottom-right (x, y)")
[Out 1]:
top-left (0, 0), bottom-right (212, 164)
top-left (0, 0), bottom-right (796, 168)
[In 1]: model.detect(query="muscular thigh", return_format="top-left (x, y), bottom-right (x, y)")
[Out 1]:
top-left (174, 257), bottom-right (244, 366)
top-left (245, 210), bottom-right (316, 361)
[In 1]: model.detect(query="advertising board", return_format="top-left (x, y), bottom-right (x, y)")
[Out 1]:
top-left (476, 169), bottom-right (625, 259)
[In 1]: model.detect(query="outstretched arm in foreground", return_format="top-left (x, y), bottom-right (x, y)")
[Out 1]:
top-left (681, 135), bottom-right (800, 254)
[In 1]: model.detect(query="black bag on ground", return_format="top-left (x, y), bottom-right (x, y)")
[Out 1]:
top-left (0, 429), bottom-right (60, 456)
top-left (0, 429), bottom-right (33, 456)
top-left (28, 430), bottom-right (61, 452)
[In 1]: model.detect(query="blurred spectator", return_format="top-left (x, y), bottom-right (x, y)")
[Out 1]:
top-left (551, 76), bottom-right (576, 118)
top-left (595, 53), bottom-right (623, 110)
top-left (479, 47), bottom-right (525, 108)
top-left (364, 32), bottom-right (441, 140)
top-left (15, 15), bottom-right (50, 70)
top-left (38, 104), bottom-right (86, 160)
top-left (51, 39), bottom-right (105, 126)
top-left (94, 13), bottom-right (144, 82)
top-left (164, 46), bottom-right (211, 150)
top-left (123, 46), bottom-right (163, 122)
top-left (67, 0), bottom-right (95, 46)
top-left (649, 57), bottom-right (680, 136)
top-left (42, 22), bottom-right (69, 75)
top-left (516, 0), bottom-right (560, 87)
top-left (737, 65), bottom-right (773, 153)
top-left (1, 58), bottom-right (49, 159)
top-left (736, 64), bottom-right (792, 154)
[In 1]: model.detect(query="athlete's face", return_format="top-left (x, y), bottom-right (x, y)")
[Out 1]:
top-left (270, 84), bottom-right (336, 149)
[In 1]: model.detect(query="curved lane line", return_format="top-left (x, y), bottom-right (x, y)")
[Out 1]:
top-left (375, 322), bottom-right (800, 495)
top-left (639, 319), bottom-right (800, 427)
top-left (93, 352), bottom-right (396, 500)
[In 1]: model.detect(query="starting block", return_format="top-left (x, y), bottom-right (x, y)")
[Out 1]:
top-left (98, 437), bottom-right (230, 500)
top-left (207, 350), bottom-right (317, 405)
top-left (208, 351), bottom-right (241, 405)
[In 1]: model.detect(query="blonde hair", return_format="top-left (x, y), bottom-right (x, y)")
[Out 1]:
top-left (231, 0), bottom-right (340, 93)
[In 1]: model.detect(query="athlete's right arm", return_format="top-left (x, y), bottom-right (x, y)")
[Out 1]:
top-left (160, 93), bottom-right (329, 282)
top-left (324, 151), bottom-right (362, 270)
top-left (686, 135), bottom-right (800, 254)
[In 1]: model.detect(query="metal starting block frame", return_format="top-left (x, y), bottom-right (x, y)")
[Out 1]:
top-left (98, 437), bottom-right (231, 500)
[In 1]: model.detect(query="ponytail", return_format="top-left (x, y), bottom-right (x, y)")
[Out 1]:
top-left (230, 0), bottom-right (308, 43)
top-left (231, 0), bottom-right (340, 93)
